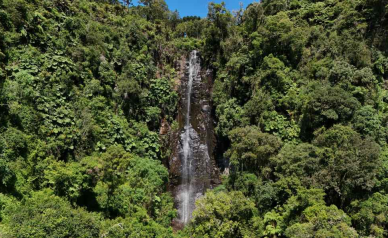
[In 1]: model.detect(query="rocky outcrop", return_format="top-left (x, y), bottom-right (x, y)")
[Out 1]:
top-left (169, 51), bottom-right (220, 226)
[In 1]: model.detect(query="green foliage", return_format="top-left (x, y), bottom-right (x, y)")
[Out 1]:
top-left (193, 0), bottom-right (388, 236)
top-left (352, 105), bottom-right (383, 140)
top-left (285, 204), bottom-right (358, 238)
top-left (101, 215), bottom-right (174, 238)
top-left (1, 189), bottom-right (101, 238)
top-left (226, 126), bottom-right (281, 177)
top-left (273, 143), bottom-right (320, 187)
top-left (215, 99), bottom-right (248, 138)
top-left (262, 188), bottom-right (327, 236)
top-left (147, 77), bottom-right (178, 123)
top-left (203, 2), bottom-right (233, 62)
top-left (42, 160), bottom-right (90, 202)
top-left (187, 191), bottom-right (258, 238)
top-left (0, 193), bottom-right (15, 221)
top-left (261, 111), bottom-right (300, 141)
top-left (259, 188), bottom-right (359, 237)
top-left (313, 125), bottom-right (381, 204)
top-left (302, 83), bottom-right (361, 136)
top-left (243, 88), bottom-right (274, 125)
top-left (0, 0), bottom-right (178, 235)
top-left (351, 192), bottom-right (388, 237)
top-left (1, 0), bottom-right (388, 236)
top-left (81, 145), bottom-right (174, 222)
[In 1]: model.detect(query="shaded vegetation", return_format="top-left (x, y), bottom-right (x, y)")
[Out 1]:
top-left (1, 0), bottom-right (388, 237)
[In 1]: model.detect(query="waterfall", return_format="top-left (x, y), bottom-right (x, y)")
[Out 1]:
top-left (178, 50), bottom-right (198, 224)
top-left (171, 50), bottom-right (218, 227)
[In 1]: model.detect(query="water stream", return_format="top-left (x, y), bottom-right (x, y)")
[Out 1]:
top-left (174, 50), bottom-right (216, 225)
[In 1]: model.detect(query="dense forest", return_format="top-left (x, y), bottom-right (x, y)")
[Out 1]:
top-left (0, 0), bottom-right (388, 237)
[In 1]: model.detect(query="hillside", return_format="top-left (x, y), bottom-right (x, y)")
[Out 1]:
top-left (1, 0), bottom-right (388, 237)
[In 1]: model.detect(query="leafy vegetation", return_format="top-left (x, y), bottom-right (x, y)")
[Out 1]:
top-left (180, 0), bottom-right (388, 237)
top-left (0, 0), bottom-right (178, 236)
top-left (1, 0), bottom-right (388, 237)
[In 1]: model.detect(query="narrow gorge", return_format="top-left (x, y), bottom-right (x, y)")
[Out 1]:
top-left (169, 51), bottom-right (219, 226)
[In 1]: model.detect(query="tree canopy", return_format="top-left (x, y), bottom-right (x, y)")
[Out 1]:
top-left (1, 0), bottom-right (388, 237)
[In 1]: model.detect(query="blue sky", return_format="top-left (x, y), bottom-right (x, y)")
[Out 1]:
top-left (166, 0), bottom-right (257, 17)
top-left (127, 0), bottom-right (259, 18)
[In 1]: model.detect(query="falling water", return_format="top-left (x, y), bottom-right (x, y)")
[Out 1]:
top-left (178, 50), bottom-right (199, 224)
top-left (172, 50), bottom-right (217, 226)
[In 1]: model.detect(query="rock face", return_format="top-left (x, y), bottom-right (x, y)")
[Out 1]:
top-left (159, 118), bottom-right (169, 135)
top-left (169, 51), bottom-right (219, 226)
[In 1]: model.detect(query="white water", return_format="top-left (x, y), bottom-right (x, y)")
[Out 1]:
top-left (178, 50), bottom-right (200, 224)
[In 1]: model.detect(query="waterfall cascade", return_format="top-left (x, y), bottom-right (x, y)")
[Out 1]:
top-left (170, 50), bottom-right (219, 226)
top-left (178, 50), bottom-right (198, 224)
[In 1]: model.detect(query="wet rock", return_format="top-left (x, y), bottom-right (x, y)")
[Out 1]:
top-left (169, 50), bottom-right (220, 227)
top-left (159, 118), bottom-right (169, 135)
top-left (201, 105), bottom-right (210, 113)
